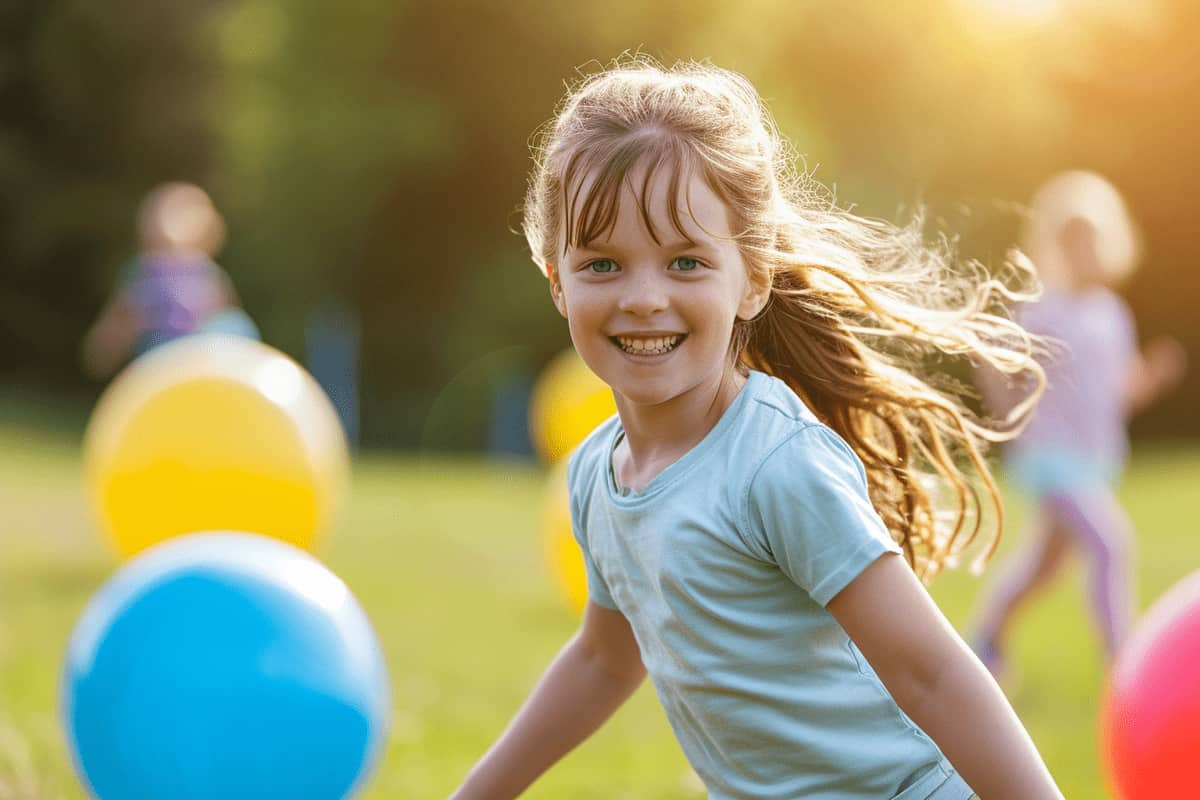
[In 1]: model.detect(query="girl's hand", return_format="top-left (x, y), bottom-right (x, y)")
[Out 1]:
top-left (1142, 335), bottom-right (1187, 394)
top-left (1127, 335), bottom-right (1187, 414)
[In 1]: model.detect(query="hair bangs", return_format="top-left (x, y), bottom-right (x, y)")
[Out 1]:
top-left (560, 133), bottom-right (703, 253)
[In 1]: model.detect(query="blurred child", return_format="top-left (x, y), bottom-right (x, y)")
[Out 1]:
top-left (972, 171), bottom-right (1187, 681)
top-left (81, 181), bottom-right (259, 379)
top-left (451, 59), bottom-right (1063, 799)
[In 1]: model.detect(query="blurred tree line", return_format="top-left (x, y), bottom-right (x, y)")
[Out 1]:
top-left (2, 0), bottom-right (1197, 448)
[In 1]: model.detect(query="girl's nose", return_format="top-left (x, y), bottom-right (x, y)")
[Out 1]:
top-left (617, 271), bottom-right (670, 316)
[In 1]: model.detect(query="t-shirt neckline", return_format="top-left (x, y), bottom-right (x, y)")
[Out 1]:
top-left (605, 370), bottom-right (763, 506)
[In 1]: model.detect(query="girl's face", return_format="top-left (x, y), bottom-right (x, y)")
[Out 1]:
top-left (1059, 216), bottom-right (1107, 289)
top-left (140, 189), bottom-right (220, 256)
top-left (551, 165), bottom-right (768, 409)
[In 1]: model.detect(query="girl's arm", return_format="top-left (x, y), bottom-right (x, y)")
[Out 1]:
top-left (1126, 335), bottom-right (1186, 415)
top-left (450, 601), bottom-right (646, 800)
top-left (80, 292), bottom-right (139, 380)
top-left (973, 362), bottom-right (1038, 427)
top-left (827, 553), bottom-right (1064, 800)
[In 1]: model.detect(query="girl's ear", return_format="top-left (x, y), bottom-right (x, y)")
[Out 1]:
top-left (547, 265), bottom-right (568, 319)
top-left (737, 269), bottom-right (771, 321)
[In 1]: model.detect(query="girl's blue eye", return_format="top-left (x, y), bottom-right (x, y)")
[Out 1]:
top-left (671, 256), bottom-right (701, 272)
top-left (588, 259), bottom-right (618, 274)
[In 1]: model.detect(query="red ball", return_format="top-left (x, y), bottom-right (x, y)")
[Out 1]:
top-left (1102, 571), bottom-right (1200, 799)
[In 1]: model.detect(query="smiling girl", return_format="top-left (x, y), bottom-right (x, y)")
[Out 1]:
top-left (452, 59), bottom-right (1063, 800)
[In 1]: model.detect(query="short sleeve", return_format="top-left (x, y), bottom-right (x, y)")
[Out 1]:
top-left (743, 425), bottom-right (901, 607)
top-left (566, 450), bottom-right (618, 610)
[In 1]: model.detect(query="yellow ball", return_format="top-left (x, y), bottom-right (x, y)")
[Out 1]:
top-left (540, 460), bottom-right (588, 615)
top-left (83, 336), bottom-right (349, 558)
top-left (528, 348), bottom-right (616, 464)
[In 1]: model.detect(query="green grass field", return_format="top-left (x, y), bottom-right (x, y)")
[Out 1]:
top-left (2, 420), bottom-right (1197, 799)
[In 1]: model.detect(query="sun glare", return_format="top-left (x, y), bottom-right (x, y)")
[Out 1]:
top-left (970, 0), bottom-right (1066, 22)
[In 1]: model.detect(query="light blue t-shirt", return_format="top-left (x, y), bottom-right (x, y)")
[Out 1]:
top-left (568, 370), bottom-right (974, 800)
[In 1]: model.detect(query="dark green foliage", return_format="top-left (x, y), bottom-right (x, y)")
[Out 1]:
top-left (0, 0), bottom-right (223, 378)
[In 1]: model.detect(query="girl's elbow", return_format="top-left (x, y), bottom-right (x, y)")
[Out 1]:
top-left (569, 633), bottom-right (644, 690)
top-left (598, 650), bottom-right (646, 690)
top-left (882, 658), bottom-right (953, 724)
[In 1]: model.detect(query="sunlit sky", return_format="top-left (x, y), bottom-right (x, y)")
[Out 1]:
top-left (972, 0), bottom-right (1066, 21)
top-left (966, 0), bottom-right (1161, 30)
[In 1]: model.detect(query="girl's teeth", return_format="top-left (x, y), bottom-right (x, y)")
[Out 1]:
top-left (616, 335), bottom-right (681, 355)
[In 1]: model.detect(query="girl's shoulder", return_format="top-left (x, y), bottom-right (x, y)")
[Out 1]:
top-left (737, 372), bottom-right (872, 497)
top-left (736, 372), bottom-right (858, 482)
top-left (740, 370), bottom-right (824, 441)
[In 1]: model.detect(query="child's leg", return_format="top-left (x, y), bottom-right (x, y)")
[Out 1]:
top-left (1045, 490), bottom-right (1135, 659)
top-left (972, 503), bottom-right (1073, 674)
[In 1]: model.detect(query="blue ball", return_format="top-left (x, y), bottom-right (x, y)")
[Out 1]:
top-left (62, 532), bottom-right (390, 800)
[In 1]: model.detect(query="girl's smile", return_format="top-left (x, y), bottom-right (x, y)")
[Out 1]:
top-left (609, 332), bottom-right (687, 358)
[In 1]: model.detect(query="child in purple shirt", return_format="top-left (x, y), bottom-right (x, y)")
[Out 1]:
top-left (973, 171), bottom-right (1186, 679)
top-left (81, 182), bottom-right (259, 378)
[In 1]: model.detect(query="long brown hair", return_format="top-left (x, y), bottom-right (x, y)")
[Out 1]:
top-left (524, 58), bottom-right (1044, 581)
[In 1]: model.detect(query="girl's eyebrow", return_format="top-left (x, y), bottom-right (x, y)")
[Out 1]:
top-left (566, 245), bottom-right (616, 258)
top-left (569, 237), bottom-right (708, 258)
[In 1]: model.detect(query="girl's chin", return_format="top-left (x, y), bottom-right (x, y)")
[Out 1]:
top-left (609, 377), bottom-right (690, 409)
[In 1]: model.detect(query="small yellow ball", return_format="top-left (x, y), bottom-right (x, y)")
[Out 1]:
top-left (540, 460), bottom-right (588, 615)
top-left (528, 348), bottom-right (616, 464)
